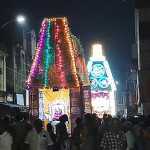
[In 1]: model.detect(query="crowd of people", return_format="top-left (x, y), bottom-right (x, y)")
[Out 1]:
top-left (0, 113), bottom-right (150, 150)
top-left (71, 113), bottom-right (150, 150)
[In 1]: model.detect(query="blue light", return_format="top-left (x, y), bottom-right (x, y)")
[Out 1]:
top-left (88, 61), bottom-right (111, 91)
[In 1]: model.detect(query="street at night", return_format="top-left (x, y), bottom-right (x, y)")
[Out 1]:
top-left (0, 0), bottom-right (150, 150)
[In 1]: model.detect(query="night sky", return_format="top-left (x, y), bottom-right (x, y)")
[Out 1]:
top-left (0, 0), bottom-right (135, 89)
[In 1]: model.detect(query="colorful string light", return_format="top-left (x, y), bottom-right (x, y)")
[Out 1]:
top-left (26, 17), bottom-right (82, 89)
top-left (62, 18), bottom-right (80, 87)
top-left (54, 20), bottom-right (67, 88)
top-left (71, 35), bottom-right (90, 86)
top-left (43, 20), bottom-right (54, 86)
top-left (26, 19), bottom-right (48, 87)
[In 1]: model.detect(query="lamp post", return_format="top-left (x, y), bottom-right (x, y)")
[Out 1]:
top-left (0, 14), bottom-right (26, 30)
top-left (15, 15), bottom-right (26, 45)
top-left (16, 15), bottom-right (26, 25)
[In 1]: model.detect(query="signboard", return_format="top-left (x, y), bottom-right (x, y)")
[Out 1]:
top-left (16, 94), bottom-right (24, 106)
top-left (81, 86), bottom-right (92, 114)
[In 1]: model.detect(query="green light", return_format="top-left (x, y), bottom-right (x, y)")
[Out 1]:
top-left (43, 20), bottom-right (54, 86)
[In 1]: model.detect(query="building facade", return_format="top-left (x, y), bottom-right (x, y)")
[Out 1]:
top-left (135, 1), bottom-right (150, 115)
top-left (13, 43), bottom-right (26, 93)
top-left (0, 49), bottom-right (7, 101)
top-left (16, 30), bottom-right (36, 105)
top-left (116, 91), bottom-right (127, 117)
top-left (6, 30), bottom-right (36, 105)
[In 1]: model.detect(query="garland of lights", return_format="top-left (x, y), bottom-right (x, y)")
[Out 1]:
top-left (62, 18), bottom-right (79, 87)
top-left (27, 19), bottom-right (48, 87)
top-left (43, 20), bottom-right (54, 86)
top-left (26, 17), bottom-right (82, 89)
top-left (71, 35), bottom-right (89, 85)
top-left (54, 20), bottom-right (67, 88)
top-left (71, 35), bottom-right (84, 57)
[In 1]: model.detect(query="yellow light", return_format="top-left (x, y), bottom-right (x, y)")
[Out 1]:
top-left (62, 19), bottom-right (79, 87)
top-left (92, 44), bottom-right (103, 58)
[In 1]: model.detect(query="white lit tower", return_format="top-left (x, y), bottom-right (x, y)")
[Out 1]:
top-left (87, 44), bottom-right (116, 117)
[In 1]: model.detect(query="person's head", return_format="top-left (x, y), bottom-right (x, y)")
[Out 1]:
top-left (59, 114), bottom-right (68, 123)
top-left (123, 121), bottom-right (133, 132)
top-left (111, 118), bottom-right (121, 131)
top-left (103, 114), bottom-right (108, 121)
top-left (34, 119), bottom-right (43, 133)
top-left (47, 123), bottom-right (53, 133)
top-left (84, 113), bottom-right (92, 122)
top-left (92, 113), bottom-right (97, 119)
top-left (107, 114), bottom-right (112, 120)
top-left (16, 114), bottom-right (23, 122)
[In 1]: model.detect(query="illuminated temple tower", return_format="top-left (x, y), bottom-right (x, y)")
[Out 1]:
top-left (26, 18), bottom-right (91, 128)
top-left (87, 44), bottom-right (116, 117)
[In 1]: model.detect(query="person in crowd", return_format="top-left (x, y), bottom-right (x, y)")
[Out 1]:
top-left (80, 114), bottom-right (98, 150)
top-left (0, 118), bottom-right (13, 150)
top-left (24, 118), bottom-right (53, 150)
top-left (98, 114), bottom-right (112, 142)
top-left (56, 114), bottom-right (70, 150)
top-left (133, 124), bottom-right (144, 150)
top-left (100, 118), bottom-right (127, 150)
top-left (47, 122), bottom-right (56, 150)
top-left (3, 112), bottom-right (150, 150)
top-left (72, 117), bottom-right (82, 150)
top-left (13, 114), bottom-right (32, 150)
top-left (123, 121), bottom-right (135, 150)
top-left (142, 126), bottom-right (150, 150)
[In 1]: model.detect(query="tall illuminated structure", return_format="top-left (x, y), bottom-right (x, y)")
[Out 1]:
top-left (87, 44), bottom-right (116, 117)
top-left (26, 18), bottom-right (90, 129)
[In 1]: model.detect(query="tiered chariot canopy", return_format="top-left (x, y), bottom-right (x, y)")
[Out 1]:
top-left (26, 17), bottom-right (89, 89)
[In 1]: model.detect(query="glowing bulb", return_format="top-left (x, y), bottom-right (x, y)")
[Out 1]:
top-left (16, 15), bottom-right (26, 24)
top-left (92, 44), bottom-right (103, 57)
top-left (91, 44), bottom-right (105, 61)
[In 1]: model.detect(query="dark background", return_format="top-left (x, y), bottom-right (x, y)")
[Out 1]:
top-left (0, 0), bottom-right (135, 89)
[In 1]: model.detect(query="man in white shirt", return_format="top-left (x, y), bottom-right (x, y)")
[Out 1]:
top-left (0, 119), bottom-right (13, 150)
top-left (24, 119), bottom-right (53, 150)
top-left (0, 131), bottom-right (13, 150)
